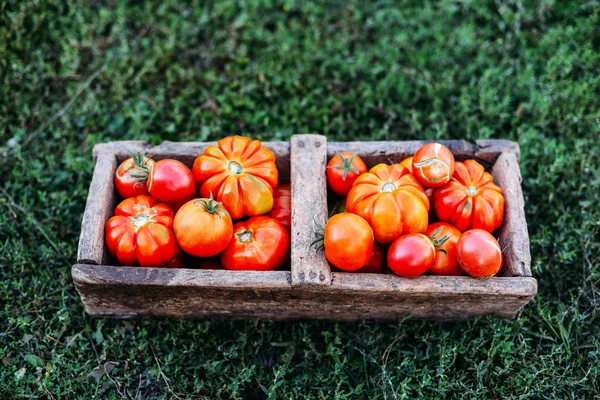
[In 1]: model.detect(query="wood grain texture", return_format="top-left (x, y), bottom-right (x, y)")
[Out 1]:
top-left (492, 152), bottom-right (532, 277)
top-left (77, 152), bottom-right (118, 265)
top-left (93, 140), bottom-right (291, 183)
top-left (290, 134), bottom-right (332, 287)
top-left (72, 265), bottom-right (536, 320)
top-left (475, 139), bottom-right (521, 163)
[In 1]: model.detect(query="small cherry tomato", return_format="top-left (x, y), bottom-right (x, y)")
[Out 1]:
top-left (146, 159), bottom-right (196, 203)
top-left (267, 184), bottom-right (291, 230)
top-left (221, 216), bottom-right (290, 271)
top-left (326, 152), bottom-right (368, 196)
top-left (358, 242), bottom-right (384, 273)
top-left (412, 143), bottom-right (455, 188)
top-left (388, 233), bottom-right (435, 277)
top-left (114, 153), bottom-right (155, 198)
top-left (456, 229), bottom-right (502, 278)
top-left (323, 213), bottom-right (374, 271)
top-left (174, 197), bottom-right (233, 257)
top-left (425, 222), bottom-right (463, 276)
top-left (105, 195), bottom-right (180, 267)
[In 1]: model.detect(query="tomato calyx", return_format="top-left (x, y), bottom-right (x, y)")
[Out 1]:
top-left (195, 195), bottom-right (226, 218)
top-left (131, 211), bottom-right (151, 230)
top-left (128, 151), bottom-right (151, 182)
top-left (327, 152), bottom-right (360, 180)
top-left (381, 182), bottom-right (396, 192)
top-left (236, 230), bottom-right (254, 243)
top-left (310, 215), bottom-right (326, 251)
top-left (228, 161), bottom-right (243, 175)
top-left (428, 227), bottom-right (451, 255)
top-left (465, 185), bottom-right (478, 196)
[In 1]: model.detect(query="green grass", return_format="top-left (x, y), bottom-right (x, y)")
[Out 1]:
top-left (1, 0), bottom-right (599, 398)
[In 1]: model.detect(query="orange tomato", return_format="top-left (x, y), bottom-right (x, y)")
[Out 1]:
top-left (346, 163), bottom-right (429, 243)
top-left (324, 213), bottom-right (374, 271)
top-left (456, 229), bottom-right (502, 278)
top-left (193, 135), bottom-right (278, 219)
top-left (424, 222), bottom-right (463, 276)
top-left (267, 184), bottom-right (291, 231)
top-left (105, 195), bottom-right (180, 267)
top-left (114, 153), bottom-right (155, 198)
top-left (221, 216), bottom-right (290, 271)
top-left (412, 143), bottom-right (455, 188)
top-left (433, 160), bottom-right (504, 232)
top-left (326, 152), bottom-right (368, 196)
top-left (173, 197), bottom-right (233, 257)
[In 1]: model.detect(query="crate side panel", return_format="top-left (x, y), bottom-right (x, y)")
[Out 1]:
top-left (77, 152), bottom-right (118, 265)
top-left (491, 152), bottom-right (532, 277)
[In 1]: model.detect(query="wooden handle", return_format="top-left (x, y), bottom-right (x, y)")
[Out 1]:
top-left (290, 134), bottom-right (332, 287)
top-left (77, 151), bottom-right (118, 265)
top-left (492, 152), bottom-right (532, 277)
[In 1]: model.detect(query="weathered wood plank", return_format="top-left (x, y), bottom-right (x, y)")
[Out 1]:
top-left (476, 139), bottom-right (521, 163)
top-left (491, 152), bottom-right (532, 277)
top-left (290, 135), bottom-right (332, 287)
top-left (94, 140), bottom-right (291, 183)
top-left (71, 265), bottom-right (535, 320)
top-left (77, 152), bottom-right (118, 265)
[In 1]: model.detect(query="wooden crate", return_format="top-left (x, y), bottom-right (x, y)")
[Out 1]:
top-left (72, 135), bottom-right (536, 321)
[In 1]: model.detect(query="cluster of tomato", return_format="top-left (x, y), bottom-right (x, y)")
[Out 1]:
top-left (321, 143), bottom-right (505, 278)
top-left (105, 136), bottom-right (291, 271)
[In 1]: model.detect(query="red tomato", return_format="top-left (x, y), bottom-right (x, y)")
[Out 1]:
top-left (412, 143), bottom-right (455, 188)
top-left (358, 242), bottom-right (384, 273)
top-left (221, 216), bottom-right (290, 271)
top-left (424, 222), bottom-right (463, 276)
top-left (193, 136), bottom-right (278, 219)
top-left (388, 233), bottom-right (435, 277)
top-left (267, 184), bottom-right (291, 230)
top-left (433, 160), bottom-right (504, 232)
top-left (326, 152), bottom-right (368, 196)
top-left (146, 159), bottom-right (196, 203)
top-left (346, 163), bottom-right (429, 243)
top-left (456, 229), bottom-right (502, 278)
top-left (114, 153), bottom-right (155, 198)
top-left (105, 195), bottom-right (180, 267)
top-left (323, 213), bottom-right (374, 271)
top-left (174, 197), bottom-right (233, 257)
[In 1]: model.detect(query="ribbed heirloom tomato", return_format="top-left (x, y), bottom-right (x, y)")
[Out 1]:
top-left (388, 233), bottom-right (435, 277)
top-left (323, 213), bottom-right (374, 271)
top-left (114, 153), bottom-right (155, 198)
top-left (105, 195), bottom-right (182, 268)
top-left (346, 163), bottom-right (429, 243)
top-left (456, 229), bottom-right (503, 278)
top-left (433, 160), bottom-right (504, 232)
top-left (193, 135), bottom-right (278, 219)
top-left (267, 184), bottom-right (291, 231)
top-left (424, 222), bottom-right (463, 276)
top-left (326, 152), bottom-right (367, 196)
top-left (412, 143), bottom-right (455, 188)
top-left (221, 216), bottom-right (290, 271)
top-left (173, 197), bottom-right (233, 257)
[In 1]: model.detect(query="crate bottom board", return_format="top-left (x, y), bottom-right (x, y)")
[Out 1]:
top-left (72, 265), bottom-right (537, 321)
